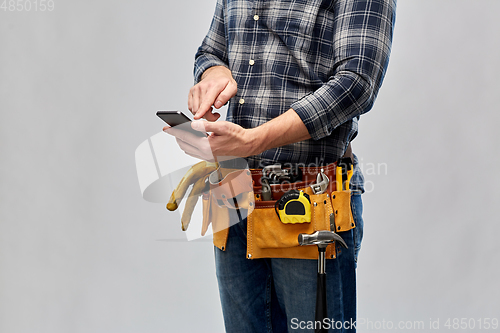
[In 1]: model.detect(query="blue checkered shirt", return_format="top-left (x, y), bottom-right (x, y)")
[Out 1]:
top-left (194, 0), bottom-right (396, 189)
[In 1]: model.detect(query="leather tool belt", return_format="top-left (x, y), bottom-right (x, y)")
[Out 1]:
top-left (202, 151), bottom-right (355, 260)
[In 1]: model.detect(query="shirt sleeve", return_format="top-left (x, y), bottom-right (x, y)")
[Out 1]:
top-left (290, 0), bottom-right (397, 141)
top-left (193, 0), bottom-right (229, 83)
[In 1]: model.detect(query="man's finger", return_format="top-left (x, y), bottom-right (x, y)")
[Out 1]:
top-left (164, 126), bottom-right (197, 142)
top-left (214, 80), bottom-right (237, 109)
top-left (192, 120), bottom-right (228, 135)
top-left (195, 87), bottom-right (221, 119)
top-left (190, 86), bottom-right (202, 115)
top-left (175, 136), bottom-right (206, 155)
top-left (175, 135), bottom-right (215, 162)
top-left (191, 120), bottom-right (209, 134)
top-left (183, 148), bottom-right (216, 162)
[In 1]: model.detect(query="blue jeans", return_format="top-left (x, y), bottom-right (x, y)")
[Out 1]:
top-left (214, 194), bottom-right (364, 332)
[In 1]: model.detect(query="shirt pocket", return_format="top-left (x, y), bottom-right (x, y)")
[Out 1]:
top-left (263, 0), bottom-right (321, 37)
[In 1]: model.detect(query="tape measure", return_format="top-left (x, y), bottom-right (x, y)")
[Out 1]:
top-left (275, 190), bottom-right (312, 224)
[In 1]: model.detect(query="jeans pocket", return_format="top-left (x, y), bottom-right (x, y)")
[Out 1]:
top-left (350, 193), bottom-right (364, 265)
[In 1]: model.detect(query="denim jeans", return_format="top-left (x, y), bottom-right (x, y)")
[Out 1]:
top-left (214, 194), bottom-right (364, 332)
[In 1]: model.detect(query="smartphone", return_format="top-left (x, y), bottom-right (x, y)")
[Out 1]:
top-left (156, 111), bottom-right (207, 137)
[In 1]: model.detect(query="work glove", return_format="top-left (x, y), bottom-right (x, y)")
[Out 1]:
top-left (166, 161), bottom-right (217, 231)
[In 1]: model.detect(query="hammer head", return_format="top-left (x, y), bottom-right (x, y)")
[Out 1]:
top-left (298, 230), bottom-right (348, 249)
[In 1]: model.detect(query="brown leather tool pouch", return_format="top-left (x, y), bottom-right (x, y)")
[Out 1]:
top-left (247, 188), bottom-right (339, 260)
top-left (202, 163), bottom-right (356, 260)
top-left (330, 190), bottom-right (356, 233)
top-left (201, 192), bottom-right (231, 251)
top-left (201, 167), bottom-right (254, 251)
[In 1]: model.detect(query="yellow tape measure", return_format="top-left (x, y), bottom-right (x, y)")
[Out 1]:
top-left (275, 190), bottom-right (312, 224)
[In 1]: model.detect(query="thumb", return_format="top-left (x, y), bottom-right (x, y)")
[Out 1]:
top-left (192, 120), bottom-right (226, 135)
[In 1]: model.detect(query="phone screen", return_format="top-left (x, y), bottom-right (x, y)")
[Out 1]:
top-left (156, 111), bottom-right (207, 137)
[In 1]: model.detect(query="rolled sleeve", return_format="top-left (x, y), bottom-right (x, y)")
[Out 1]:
top-left (291, 0), bottom-right (396, 141)
top-left (194, 0), bottom-right (229, 83)
top-left (194, 53), bottom-right (229, 83)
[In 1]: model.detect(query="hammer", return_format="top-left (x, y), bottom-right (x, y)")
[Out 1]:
top-left (298, 230), bottom-right (348, 333)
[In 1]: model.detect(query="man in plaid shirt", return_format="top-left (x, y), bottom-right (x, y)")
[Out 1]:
top-left (175, 0), bottom-right (396, 331)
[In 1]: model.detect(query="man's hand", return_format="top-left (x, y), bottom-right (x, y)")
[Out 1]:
top-left (192, 121), bottom-right (259, 158)
top-left (164, 121), bottom-right (258, 160)
top-left (164, 108), bottom-right (311, 161)
top-left (188, 66), bottom-right (237, 121)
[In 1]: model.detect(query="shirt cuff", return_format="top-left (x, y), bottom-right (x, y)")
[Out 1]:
top-left (194, 53), bottom-right (229, 83)
top-left (290, 91), bottom-right (335, 141)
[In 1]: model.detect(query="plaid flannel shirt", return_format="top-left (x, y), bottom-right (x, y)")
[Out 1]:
top-left (194, 0), bottom-right (396, 176)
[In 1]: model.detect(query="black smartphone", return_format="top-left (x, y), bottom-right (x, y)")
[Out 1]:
top-left (156, 111), bottom-right (207, 137)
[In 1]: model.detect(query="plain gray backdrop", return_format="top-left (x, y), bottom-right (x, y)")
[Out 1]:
top-left (1, 1), bottom-right (499, 332)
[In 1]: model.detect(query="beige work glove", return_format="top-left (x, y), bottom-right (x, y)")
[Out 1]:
top-left (166, 161), bottom-right (217, 231)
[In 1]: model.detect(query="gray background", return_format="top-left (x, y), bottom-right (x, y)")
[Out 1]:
top-left (1, 0), bottom-right (499, 332)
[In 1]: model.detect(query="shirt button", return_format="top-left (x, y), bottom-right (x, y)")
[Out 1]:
top-left (249, 59), bottom-right (255, 66)
top-left (239, 98), bottom-right (245, 105)
top-left (253, 15), bottom-right (259, 21)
